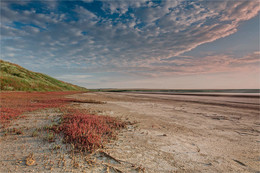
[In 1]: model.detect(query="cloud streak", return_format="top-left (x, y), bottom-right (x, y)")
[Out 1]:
top-left (1, 0), bottom-right (259, 88)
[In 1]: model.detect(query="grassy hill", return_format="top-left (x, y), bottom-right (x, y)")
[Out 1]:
top-left (0, 60), bottom-right (87, 91)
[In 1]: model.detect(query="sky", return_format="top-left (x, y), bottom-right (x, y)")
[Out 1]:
top-left (1, 0), bottom-right (260, 89)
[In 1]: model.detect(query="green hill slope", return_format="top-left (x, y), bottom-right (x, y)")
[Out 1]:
top-left (0, 60), bottom-right (87, 91)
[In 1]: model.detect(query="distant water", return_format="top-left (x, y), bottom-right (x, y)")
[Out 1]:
top-left (134, 92), bottom-right (260, 96)
top-left (106, 89), bottom-right (260, 93)
top-left (120, 89), bottom-right (260, 98)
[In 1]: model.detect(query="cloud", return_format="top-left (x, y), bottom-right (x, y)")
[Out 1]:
top-left (101, 0), bottom-right (149, 15)
top-left (1, 0), bottom-right (259, 88)
top-left (147, 51), bottom-right (260, 76)
top-left (55, 74), bottom-right (92, 80)
top-left (75, 6), bottom-right (98, 21)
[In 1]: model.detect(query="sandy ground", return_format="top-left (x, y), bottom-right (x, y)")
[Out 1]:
top-left (71, 92), bottom-right (260, 172)
top-left (0, 92), bottom-right (259, 172)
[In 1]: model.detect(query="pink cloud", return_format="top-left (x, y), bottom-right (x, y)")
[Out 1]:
top-left (133, 51), bottom-right (260, 77)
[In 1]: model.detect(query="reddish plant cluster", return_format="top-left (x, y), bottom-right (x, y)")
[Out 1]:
top-left (57, 109), bottom-right (125, 152)
top-left (1, 91), bottom-right (126, 152)
top-left (0, 91), bottom-right (79, 126)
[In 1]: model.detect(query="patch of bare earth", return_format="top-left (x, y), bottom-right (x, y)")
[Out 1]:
top-left (67, 92), bottom-right (260, 173)
top-left (0, 108), bottom-right (83, 173)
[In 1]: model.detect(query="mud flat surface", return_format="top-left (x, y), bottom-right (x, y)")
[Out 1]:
top-left (72, 92), bottom-right (260, 172)
top-left (1, 92), bottom-right (259, 172)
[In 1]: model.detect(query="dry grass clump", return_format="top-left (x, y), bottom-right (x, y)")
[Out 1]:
top-left (25, 153), bottom-right (35, 166)
top-left (3, 127), bottom-right (24, 135)
top-left (32, 129), bottom-right (39, 137)
top-left (44, 132), bottom-right (55, 142)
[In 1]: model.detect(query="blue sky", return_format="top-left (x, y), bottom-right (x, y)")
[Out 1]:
top-left (1, 0), bottom-right (259, 89)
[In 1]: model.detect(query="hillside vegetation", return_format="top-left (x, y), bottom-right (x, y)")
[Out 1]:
top-left (0, 60), bottom-right (87, 91)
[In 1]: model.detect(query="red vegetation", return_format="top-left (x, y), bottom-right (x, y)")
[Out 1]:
top-left (0, 91), bottom-right (79, 126)
top-left (1, 91), bottom-right (126, 152)
top-left (55, 109), bottom-right (125, 152)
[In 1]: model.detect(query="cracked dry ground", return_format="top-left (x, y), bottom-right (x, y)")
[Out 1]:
top-left (0, 106), bottom-right (143, 173)
top-left (1, 92), bottom-right (260, 172)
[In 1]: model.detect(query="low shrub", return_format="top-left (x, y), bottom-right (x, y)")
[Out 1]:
top-left (56, 109), bottom-right (125, 152)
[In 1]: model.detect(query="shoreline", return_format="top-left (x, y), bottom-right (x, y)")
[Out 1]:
top-left (119, 91), bottom-right (260, 98)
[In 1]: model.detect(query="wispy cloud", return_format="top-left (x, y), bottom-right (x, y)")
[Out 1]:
top-left (1, 0), bottom-right (259, 88)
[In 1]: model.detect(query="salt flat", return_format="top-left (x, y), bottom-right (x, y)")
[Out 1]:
top-left (1, 92), bottom-right (259, 172)
top-left (74, 92), bottom-right (260, 172)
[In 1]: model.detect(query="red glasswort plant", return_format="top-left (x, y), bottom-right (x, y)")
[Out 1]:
top-left (56, 109), bottom-right (125, 152)
top-left (0, 91), bottom-right (79, 126)
top-left (1, 91), bottom-right (126, 152)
